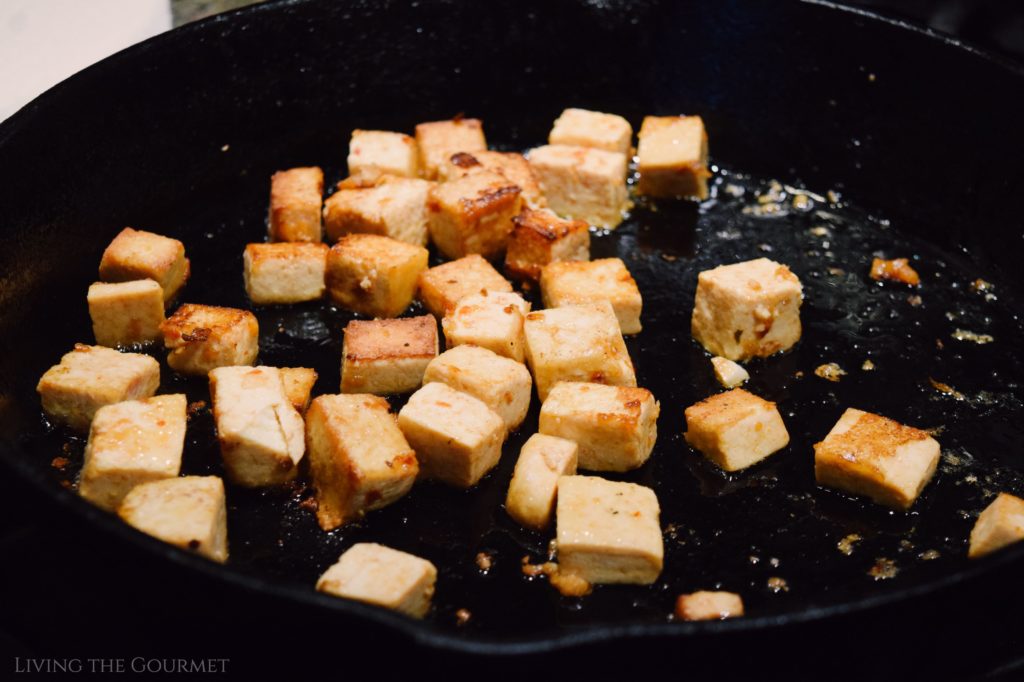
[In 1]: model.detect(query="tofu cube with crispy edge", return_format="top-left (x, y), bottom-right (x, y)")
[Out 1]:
top-left (243, 242), bottom-right (328, 305)
top-left (691, 258), bottom-right (803, 362)
top-left (98, 227), bottom-right (190, 302)
top-left (969, 493), bottom-right (1024, 559)
top-left (316, 543), bottom-right (437, 618)
top-left (556, 475), bottom-right (663, 585)
top-left (397, 382), bottom-right (506, 487)
top-left (347, 129), bottom-right (419, 184)
top-left (675, 591), bottom-right (744, 621)
top-left (118, 476), bottom-right (228, 563)
top-left (549, 108), bottom-right (633, 155)
top-left (438, 151), bottom-right (547, 209)
top-left (160, 303), bottom-right (259, 376)
top-left (540, 258), bottom-right (642, 335)
top-left (269, 166), bottom-right (324, 242)
top-left (637, 115), bottom-right (711, 200)
top-left (426, 170), bottom-right (522, 260)
top-left (504, 208), bottom-right (590, 282)
top-left (279, 367), bottom-right (317, 413)
top-left (325, 234), bottom-right (428, 318)
top-left (505, 433), bottom-right (578, 530)
top-left (305, 394), bottom-right (418, 530)
top-left (323, 176), bottom-right (433, 246)
top-left (711, 356), bottom-right (749, 388)
top-left (209, 366), bottom-right (305, 487)
top-left (415, 117), bottom-right (487, 180)
top-left (88, 280), bottom-right (166, 347)
top-left (442, 291), bottom-right (530, 362)
top-left (417, 254), bottom-right (513, 318)
top-left (684, 388), bottom-right (789, 472)
top-left (539, 382), bottom-right (659, 472)
top-left (814, 408), bottom-right (940, 510)
top-left (37, 344), bottom-right (160, 432)
top-left (79, 394), bottom-right (187, 511)
top-left (528, 144), bottom-right (629, 229)
top-left (423, 345), bottom-right (532, 430)
top-left (523, 302), bottom-right (637, 401)
top-left (341, 316), bottom-right (438, 395)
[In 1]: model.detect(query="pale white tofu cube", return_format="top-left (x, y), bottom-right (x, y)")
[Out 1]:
top-left (527, 144), bottom-right (629, 229)
top-left (415, 117), bottom-right (487, 180)
top-left (243, 242), bottom-right (328, 305)
top-left (325, 234), bottom-right (429, 318)
top-left (278, 366), bottom-right (318, 413)
top-left (427, 170), bottom-right (522, 260)
top-left (341, 316), bottom-right (438, 395)
top-left (160, 303), bottom-right (259, 376)
top-left (423, 345), bottom-right (532, 430)
top-left (675, 591), bottom-right (744, 621)
top-left (540, 258), bottom-right (642, 334)
top-left (88, 280), bottom-right (166, 347)
top-left (118, 476), bottom-right (228, 563)
top-left (549, 108), bottom-right (633, 155)
top-left (99, 227), bottom-right (190, 302)
top-left (969, 493), bottom-right (1024, 559)
top-left (684, 388), bottom-right (789, 472)
top-left (316, 542), bottom-right (437, 618)
top-left (269, 166), bottom-right (324, 242)
top-left (711, 356), bottom-right (749, 388)
top-left (437, 150), bottom-right (547, 209)
top-left (441, 291), bottom-right (530, 362)
top-left (417, 254), bottom-right (513, 318)
top-left (637, 115), bottom-right (710, 200)
top-left (505, 433), bottom-right (578, 530)
top-left (347, 129), bottom-right (420, 184)
top-left (504, 208), bottom-right (590, 282)
top-left (323, 175), bottom-right (433, 246)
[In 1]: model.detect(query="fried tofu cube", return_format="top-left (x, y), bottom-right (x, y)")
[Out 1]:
top-left (426, 170), bottom-right (522, 260)
top-left (98, 227), bottom-right (190, 302)
top-left (397, 382), bottom-right (506, 487)
top-left (160, 303), bottom-right (259, 376)
top-left (423, 345), bottom-right (532, 430)
top-left (209, 366), bottom-right (305, 487)
top-left (87, 280), bottom-right (166, 347)
top-left (305, 394), bottom-right (419, 530)
top-left (37, 344), bottom-right (160, 431)
top-left (118, 476), bottom-right (228, 563)
top-left (243, 242), bottom-right (328, 305)
top-left (969, 493), bottom-right (1024, 559)
top-left (341, 316), bottom-right (438, 395)
top-left (637, 115), bottom-right (711, 200)
top-left (549, 108), bottom-right (633, 155)
top-left (691, 258), bottom-right (804, 361)
top-left (279, 367), bottom-right (317, 412)
top-left (711, 356), bottom-right (749, 388)
top-left (417, 254), bottom-right (513, 318)
top-left (539, 382), bottom-right (659, 472)
top-left (675, 591), bottom-right (744, 621)
top-left (78, 394), bottom-right (186, 511)
top-left (504, 208), bottom-right (590, 282)
top-left (556, 475), bottom-right (663, 585)
top-left (438, 150), bottom-right (547, 209)
top-left (523, 302), bottom-right (637, 401)
top-left (684, 388), bottom-right (789, 472)
top-left (814, 408), bottom-right (940, 510)
top-left (323, 176), bottom-right (433, 246)
top-left (505, 433), bottom-right (578, 530)
top-left (540, 258), bottom-right (642, 334)
top-left (415, 117), bottom-right (487, 180)
top-left (325, 234), bottom-right (428, 318)
top-left (347, 129), bottom-right (419, 184)
top-left (269, 166), bottom-right (324, 242)
top-left (527, 144), bottom-right (629, 229)
top-left (316, 543), bottom-right (437, 618)
top-left (441, 291), bottom-right (530, 362)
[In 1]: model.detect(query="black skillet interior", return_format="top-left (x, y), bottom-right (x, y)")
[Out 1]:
top-left (2, 0), bottom-right (1024, 654)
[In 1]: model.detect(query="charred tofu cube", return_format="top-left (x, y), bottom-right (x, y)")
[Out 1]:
top-left (426, 170), bottom-right (522, 260)
top-left (549, 108), bottom-right (633, 155)
top-left (98, 227), bottom-right (190, 302)
top-left (523, 302), bottom-right (637, 401)
top-left (528, 144), bottom-right (629, 229)
top-left (540, 258), bottom-right (642, 334)
top-left (505, 433), bottom-right (578, 530)
top-left (243, 242), bottom-right (328, 305)
top-left (423, 345), bottom-right (532, 430)
top-left (347, 129), bottom-right (420, 184)
top-left (684, 388), bottom-right (789, 472)
top-left (675, 591), bottom-right (744, 621)
top-left (711, 356), bottom-right (749, 388)
top-left (415, 117), bottom-right (487, 180)
top-left (323, 176), bottom-right (433, 246)
top-left (504, 208), bottom-right (590, 282)
top-left (209, 366), bottom-right (305, 487)
top-left (118, 476), bottom-right (228, 563)
top-left (539, 382), bottom-right (659, 472)
top-left (417, 254), bottom-right (513, 318)
top-left (325, 234), bottom-right (429, 318)
top-left (691, 258), bottom-right (803, 361)
top-left (441, 290), bottom-right (530, 362)
top-left (556, 475), bottom-right (663, 585)
top-left (87, 280), bottom-right (166, 347)
top-left (438, 150), bottom-right (547, 209)
top-left (969, 493), bottom-right (1024, 559)
top-left (79, 394), bottom-right (186, 511)
top-left (397, 382), bottom-right (506, 488)
top-left (341, 316), bottom-right (438, 395)
top-left (637, 115), bottom-right (710, 200)
top-left (37, 344), bottom-right (160, 431)
top-left (316, 543), bottom-right (437, 618)
top-left (305, 394), bottom-right (419, 531)
top-left (160, 303), bottom-right (259, 376)
top-left (269, 166), bottom-right (324, 242)
top-left (814, 408), bottom-right (940, 510)
top-left (279, 367), bottom-right (318, 413)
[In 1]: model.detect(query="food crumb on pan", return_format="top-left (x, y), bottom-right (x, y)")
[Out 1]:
top-left (455, 608), bottom-right (472, 626)
top-left (929, 377), bottom-right (966, 401)
top-left (861, 359), bottom-right (876, 371)
top-left (870, 257), bottom-right (920, 286)
top-left (475, 551), bottom-right (493, 573)
top-left (919, 549), bottom-right (941, 561)
top-left (837, 533), bottom-right (863, 556)
top-left (767, 576), bottom-right (789, 593)
top-left (50, 456), bottom-right (70, 470)
top-left (815, 362), bottom-right (847, 382)
top-left (908, 294), bottom-right (923, 306)
top-left (868, 557), bottom-right (898, 580)
top-left (951, 328), bottom-right (994, 345)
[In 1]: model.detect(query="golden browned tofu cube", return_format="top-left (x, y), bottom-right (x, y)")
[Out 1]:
top-left (325, 234), bottom-right (428, 318)
top-left (691, 258), bottom-right (803, 361)
top-left (637, 115), bottom-right (710, 200)
top-left (423, 345), bottom-right (532, 430)
top-left (504, 208), bottom-right (590, 282)
top-left (675, 591), bottom-right (744, 621)
top-left (549, 108), bottom-right (633, 155)
top-left (323, 176), bottom-right (433, 246)
top-left (711, 356), bottom-right (749, 388)
top-left (814, 408), bottom-right (940, 510)
top-left (426, 170), bottom-right (522, 260)
top-left (415, 117), bottom-right (487, 180)
top-left (556, 475), bottom-right (663, 585)
top-left (441, 290), bottom-right (530, 362)
top-left (684, 388), bottom-right (789, 472)
top-left (528, 144), bottom-right (629, 229)
top-left (87, 280), bottom-right (166, 347)
top-left (37, 344), bottom-right (160, 432)
top-left (505, 433), bottom-right (578, 530)
top-left (98, 227), bottom-right (190, 302)
top-left (539, 382), bottom-right (659, 472)
top-left (523, 302), bottom-right (637, 401)
top-left (341, 316), bottom-right (438, 395)
top-left (397, 382), bottom-right (506, 488)
top-left (540, 258), bottom-right (642, 334)
top-left (160, 303), bottom-right (259, 376)
top-left (243, 242), bottom-right (328, 305)
top-left (347, 129), bottom-right (420, 184)
top-left (316, 543), bottom-right (437, 618)
top-left (118, 476), bottom-right (228, 563)
top-left (279, 366), bottom-right (318, 413)
top-left (417, 254), bottom-right (513, 318)
top-left (438, 150), bottom-right (547, 209)
top-left (79, 394), bottom-right (186, 511)
top-left (969, 493), bottom-right (1024, 559)
top-left (269, 166), bottom-right (323, 242)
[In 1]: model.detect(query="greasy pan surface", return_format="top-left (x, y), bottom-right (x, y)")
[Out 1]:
top-left (2, 0), bottom-right (1024, 654)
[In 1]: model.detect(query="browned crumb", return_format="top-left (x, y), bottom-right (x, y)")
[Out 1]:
top-left (861, 359), bottom-right (876, 371)
top-left (50, 456), bottom-right (70, 470)
top-left (908, 294), bottom-right (923, 306)
top-left (61, 442), bottom-right (74, 455)
top-left (455, 608), bottom-right (472, 626)
top-left (60, 479), bottom-right (73, 490)
top-left (837, 533), bottom-right (862, 556)
top-left (929, 377), bottom-right (966, 401)
top-left (814, 362), bottom-right (847, 382)
top-left (660, 253), bottom-right (678, 263)
top-left (919, 549), bottom-right (941, 561)
top-left (870, 257), bottom-right (920, 286)
top-left (827, 267), bottom-right (846, 277)
top-left (794, 370), bottom-right (805, 379)
top-left (767, 577), bottom-right (789, 593)
top-left (520, 556), bottom-right (592, 596)
top-left (298, 496), bottom-right (318, 513)
top-left (868, 557), bottom-right (898, 580)
top-left (187, 400), bottom-right (207, 420)
top-left (952, 329), bottom-right (994, 345)
top-left (971, 279), bottom-right (993, 293)
top-left (475, 552), bottom-right (493, 573)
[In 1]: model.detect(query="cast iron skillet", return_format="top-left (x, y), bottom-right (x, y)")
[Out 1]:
top-left (2, 0), bottom-right (1024, 667)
